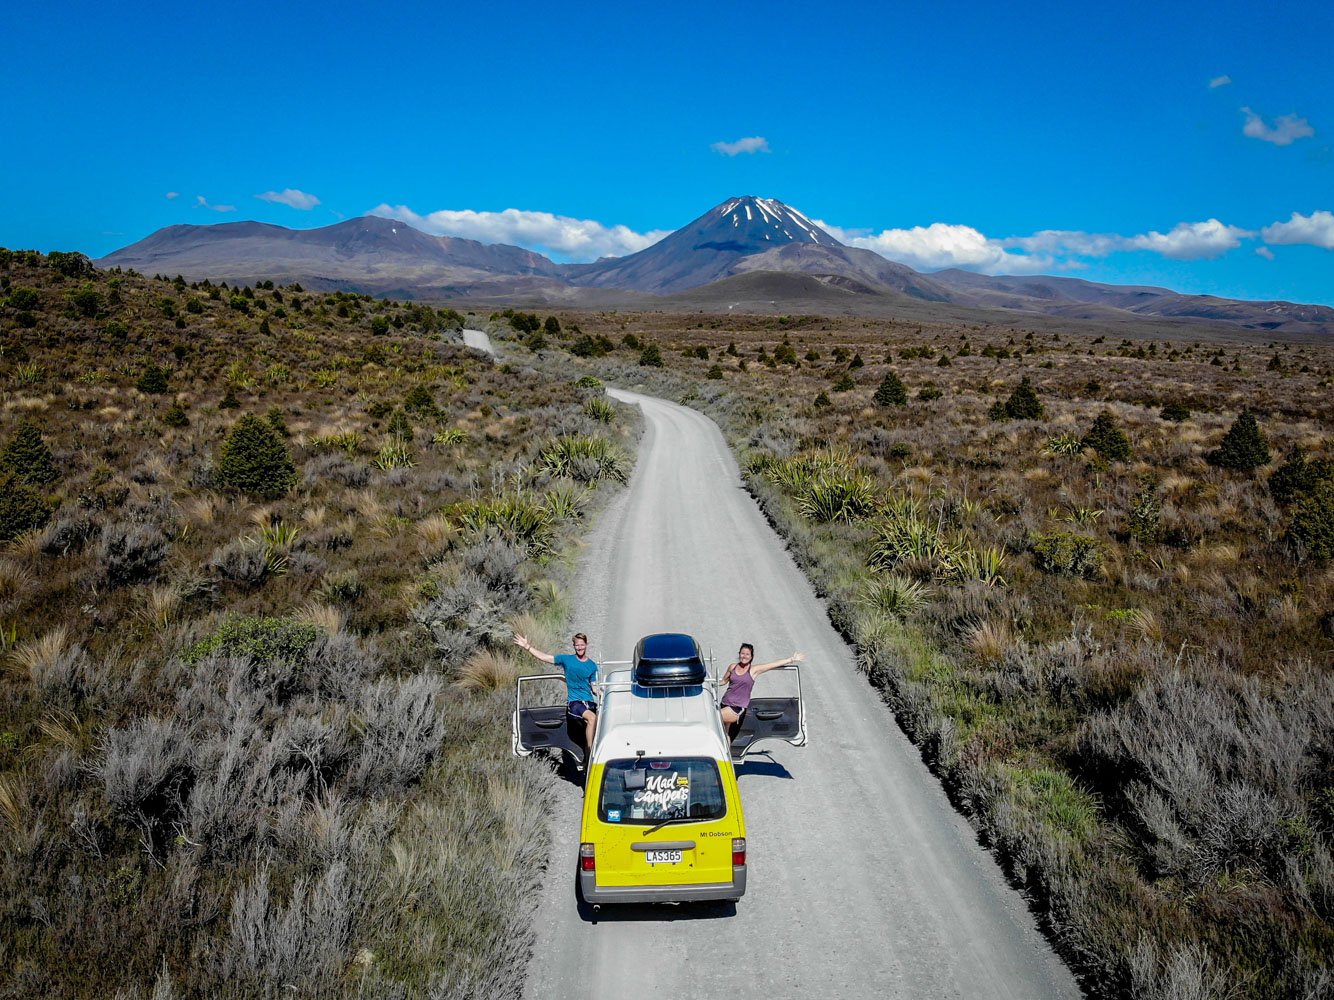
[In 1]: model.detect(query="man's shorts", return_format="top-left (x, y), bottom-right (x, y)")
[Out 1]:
top-left (567, 700), bottom-right (598, 718)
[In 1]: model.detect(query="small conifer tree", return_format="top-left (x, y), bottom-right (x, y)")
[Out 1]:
top-left (874, 371), bottom-right (907, 407)
top-left (136, 361), bottom-right (169, 395)
top-left (1209, 411), bottom-right (1271, 471)
top-left (638, 344), bottom-right (663, 367)
top-left (217, 414), bottom-right (297, 500)
top-left (1004, 377), bottom-right (1045, 420)
top-left (1269, 449), bottom-right (1332, 506)
top-left (0, 473), bottom-right (52, 542)
top-left (163, 403), bottom-right (189, 428)
top-left (1286, 480), bottom-right (1334, 560)
top-left (832, 373), bottom-right (856, 392)
top-left (0, 419), bottom-right (58, 485)
top-left (1081, 411), bottom-right (1132, 462)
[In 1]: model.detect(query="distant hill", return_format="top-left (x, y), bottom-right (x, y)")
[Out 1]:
top-left (98, 197), bottom-right (1334, 334)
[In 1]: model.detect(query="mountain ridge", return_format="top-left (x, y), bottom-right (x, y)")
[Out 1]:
top-left (96, 197), bottom-right (1334, 334)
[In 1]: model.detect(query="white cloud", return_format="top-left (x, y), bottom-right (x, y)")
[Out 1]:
top-left (257, 188), bottom-right (320, 210)
top-left (1241, 107), bottom-right (1315, 145)
top-left (1005, 220), bottom-right (1250, 260)
top-left (1209, 75), bottom-right (1232, 88)
top-left (711, 136), bottom-right (771, 156)
top-left (818, 220), bottom-right (1053, 274)
top-left (195, 195), bottom-right (235, 213)
top-left (370, 204), bottom-right (671, 261)
top-left (1125, 219), bottom-right (1252, 259)
top-left (165, 191), bottom-right (179, 200)
top-left (817, 215), bottom-right (1255, 274)
top-left (1255, 246), bottom-right (1275, 260)
top-left (1261, 210), bottom-right (1334, 249)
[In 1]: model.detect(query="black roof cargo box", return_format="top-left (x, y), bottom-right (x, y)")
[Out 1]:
top-left (633, 632), bottom-right (707, 687)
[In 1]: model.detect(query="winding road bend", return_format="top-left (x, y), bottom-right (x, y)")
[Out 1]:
top-left (520, 388), bottom-right (1081, 1000)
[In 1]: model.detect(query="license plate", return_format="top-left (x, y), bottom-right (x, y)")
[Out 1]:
top-left (646, 850), bottom-right (683, 865)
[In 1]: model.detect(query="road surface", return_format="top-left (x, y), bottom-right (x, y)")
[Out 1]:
top-left (520, 388), bottom-right (1081, 1000)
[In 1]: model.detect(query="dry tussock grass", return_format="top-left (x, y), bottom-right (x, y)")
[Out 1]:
top-left (454, 649), bottom-right (520, 693)
top-left (294, 601), bottom-right (346, 635)
top-left (9, 626), bottom-right (70, 679)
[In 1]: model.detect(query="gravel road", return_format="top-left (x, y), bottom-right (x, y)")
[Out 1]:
top-left (520, 388), bottom-right (1081, 1000)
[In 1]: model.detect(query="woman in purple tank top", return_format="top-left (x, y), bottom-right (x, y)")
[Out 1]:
top-left (720, 643), bottom-right (803, 740)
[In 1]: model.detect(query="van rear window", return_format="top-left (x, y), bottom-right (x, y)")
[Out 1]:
top-left (599, 758), bottom-right (726, 823)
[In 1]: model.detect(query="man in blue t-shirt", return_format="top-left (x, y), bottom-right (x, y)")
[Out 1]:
top-left (514, 631), bottom-right (600, 756)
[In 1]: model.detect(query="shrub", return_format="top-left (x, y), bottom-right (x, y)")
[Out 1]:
top-left (570, 335), bottom-right (610, 358)
top-left (0, 419), bottom-right (57, 485)
top-left (0, 473), bottom-right (53, 542)
top-left (97, 716), bottom-right (193, 823)
top-left (796, 471), bottom-right (879, 523)
top-left (403, 384), bottom-right (436, 415)
top-left (136, 361), bottom-right (169, 394)
top-left (163, 403), bottom-right (189, 428)
top-left (184, 615), bottom-right (321, 665)
top-left (1208, 410), bottom-right (1270, 471)
top-left (537, 435), bottom-right (627, 485)
top-left (584, 397), bottom-right (616, 423)
top-left (70, 284), bottom-right (101, 318)
top-left (1127, 478), bottom-right (1162, 544)
top-left (1268, 449), bottom-right (1331, 506)
top-left (1081, 411), bottom-right (1132, 462)
top-left (638, 344), bottom-right (663, 367)
top-left (451, 494), bottom-right (554, 555)
top-left (1032, 531), bottom-right (1103, 577)
top-left (349, 672), bottom-right (446, 794)
top-left (873, 371), bottom-right (907, 407)
top-left (1160, 401), bottom-right (1191, 422)
top-left (832, 373), bottom-right (856, 392)
top-left (575, 375), bottom-right (603, 389)
top-left (918, 383), bottom-right (943, 401)
top-left (813, 392), bottom-right (831, 409)
top-left (5, 286), bottom-right (40, 311)
top-left (98, 522), bottom-right (170, 587)
top-left (1286, 480), bottom-right (1334, 560)
top-left (868, 501), bottom-right (959, 578)
top-left (1003, 377), bottom-right (1045, 420)
top-left (387, 409), bottom-right (413, 441)
top-left (707, 364), bottom-right (724, 380)
top-left (217, 414), bottom-right (298, 500)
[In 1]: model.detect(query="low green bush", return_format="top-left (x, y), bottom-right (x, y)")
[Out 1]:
top-left (1032, 531), bottom-right (1104, 577)
top-left (184, 615), bottom-right (322, 665)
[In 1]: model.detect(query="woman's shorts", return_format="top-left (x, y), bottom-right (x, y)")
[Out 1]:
top-left (720, 703), bottom-right (747, 725)
top-left (567, 700), bottom-right (598, 718)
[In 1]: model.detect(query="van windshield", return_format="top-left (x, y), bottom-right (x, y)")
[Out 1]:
top-left (599, 757), bottom-right (726, 824)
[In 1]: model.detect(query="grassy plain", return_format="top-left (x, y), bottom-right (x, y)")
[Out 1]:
top-left (497, 306), bottom-right (1333, 999)
top-left (0, 252), bottom-right (635, 999)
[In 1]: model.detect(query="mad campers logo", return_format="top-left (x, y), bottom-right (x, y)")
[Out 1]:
top-left (634, 772), bottom-right (690, 818)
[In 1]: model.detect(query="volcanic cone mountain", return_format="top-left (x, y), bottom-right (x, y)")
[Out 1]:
top-left (564, 196), bottom-right (844, 294)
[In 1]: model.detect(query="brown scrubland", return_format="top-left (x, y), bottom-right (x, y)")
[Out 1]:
top-left (498, 307), bottom-right (1333, 999)
top-left (0, 251), bottom-right (635, 999)
top-left (3, 246), bottom-right (1330, 998)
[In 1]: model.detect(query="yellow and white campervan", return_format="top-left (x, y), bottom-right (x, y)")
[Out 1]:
top-left (513, 632), bottom-right (806, 905)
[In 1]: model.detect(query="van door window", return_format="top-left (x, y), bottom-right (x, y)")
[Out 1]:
top-left (599, 758), bottom-right (726, 823)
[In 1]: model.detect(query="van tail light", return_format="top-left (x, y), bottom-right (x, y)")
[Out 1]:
top-left (580, 842), bottom-right (596, 872)
top-left (732, 837), bottom-right (746, 867)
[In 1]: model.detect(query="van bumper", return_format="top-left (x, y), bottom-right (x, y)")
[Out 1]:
top-left (580, 866), bottom-right (746, 904)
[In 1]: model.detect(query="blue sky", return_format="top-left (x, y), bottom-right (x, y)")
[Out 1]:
top-left (2, 0), bottom-right (1330, 305)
